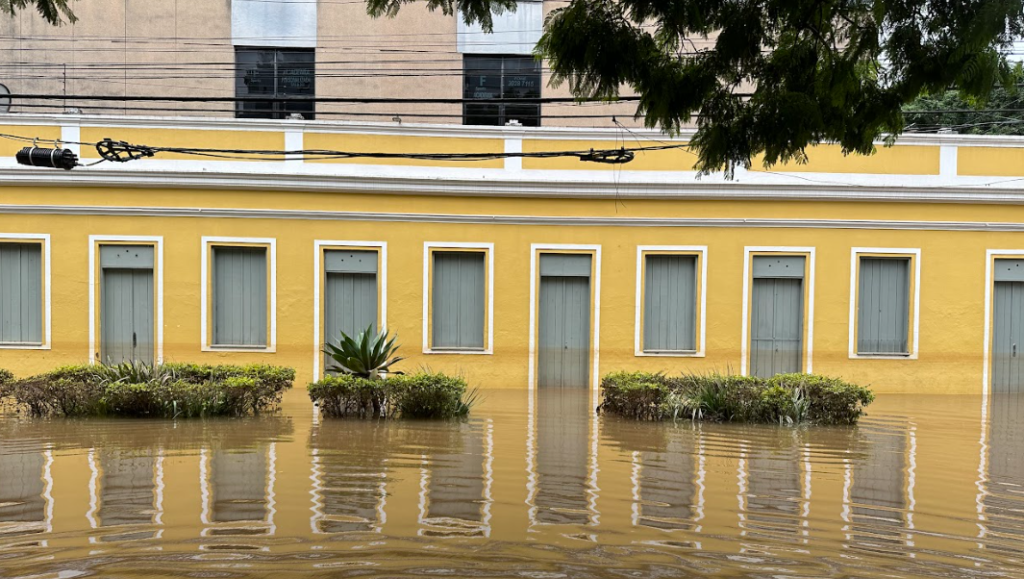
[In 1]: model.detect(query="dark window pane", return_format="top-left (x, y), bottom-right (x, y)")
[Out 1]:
top-left (463, 54), bottom-right (542, 126)
top-left (235, 47), bottom-right (315, 120)
top-left (464, 103), bottom-right (501, 126)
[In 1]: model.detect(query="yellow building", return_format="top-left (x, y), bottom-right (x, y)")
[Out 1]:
top-left (1, 113), bottom-right (1024, 395)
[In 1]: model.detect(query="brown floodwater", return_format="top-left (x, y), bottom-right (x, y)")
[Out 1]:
top-left (0, 389), bottom-right (1021, 578)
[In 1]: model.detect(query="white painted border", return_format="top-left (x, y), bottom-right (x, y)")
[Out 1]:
top-left (981, 249), bottom-right (1024, 399)
top-left (200, 236), bottom-right (277, 353)
top-left (527, 243), bottom-right (603, 409)
top-left (312, 240), bottom-right (388, 379)
top-left (421, 241), bottom-right (495, 355)
top-left (88, 235), bottom-right (164, 364)
top-left (0, 233), bottom-right (50, 350)
top-left (847, 247), bottom-right (922, 359)
top-left (634, 245), bottom-right (708, 357)
top-left (740, 246), bottom-right (816, 376)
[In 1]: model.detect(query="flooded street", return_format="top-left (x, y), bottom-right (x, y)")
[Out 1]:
top-left (0, 389), bottom-right (1021, 578)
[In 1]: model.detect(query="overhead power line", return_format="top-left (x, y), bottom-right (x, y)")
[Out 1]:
top-left (0, 131), bottom-right (694, 169)
top-left (2, 93), bottom-right (644, 105)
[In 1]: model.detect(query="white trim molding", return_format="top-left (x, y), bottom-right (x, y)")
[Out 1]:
top-left (634, 245), bottom-right (708, 357)
top-left (528, 243), bottom-right (603, 410)
top-left (847, 247), bottom-right (922, 360)
top-left (0, 233), bottom-right (51, 350)
top-left (740, 246), bottom-right (816, 376)
top-left (200, 236), bottom-right (277, 353)
top-left (421, 241), bottom-right (495, 355)
top-left (88, 235), bottom-right (164, 364)
top-left (312, 240), bottom-right (388, 379)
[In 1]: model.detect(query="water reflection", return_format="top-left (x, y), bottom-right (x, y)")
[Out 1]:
top-left (88, 448), bottom-right (163, 542)
top-left (529, 388), bottom-right (597, 528)
top-left (981, 395), bottom-right (1024, 561)
top-left (1, 393), bottom-right (1024, 577)
top-left (0, 440), bottom-right (51, 542)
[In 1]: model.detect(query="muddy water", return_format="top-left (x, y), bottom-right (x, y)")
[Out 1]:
top-left (0, 389), bottom-right (1021, 578)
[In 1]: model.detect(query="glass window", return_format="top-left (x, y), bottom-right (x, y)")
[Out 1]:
top-left (235, 47), bottom-right (315, 120)
top-left (463, 55), bottom-right (541, 127)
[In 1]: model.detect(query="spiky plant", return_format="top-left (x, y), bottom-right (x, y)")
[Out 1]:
top-left (324, 326), bottom-right (404, 379)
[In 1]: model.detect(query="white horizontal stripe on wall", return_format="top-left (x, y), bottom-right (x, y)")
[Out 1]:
top-left (232, 0), bottom-right (316, 48)
top-left (457, 2), bottom-right (543, 55)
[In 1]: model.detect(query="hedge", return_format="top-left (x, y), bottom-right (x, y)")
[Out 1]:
top-left (599, 371), bottom-right (874, 425)
top-left (0, 363), bottom-right (295, 418)
top-left (308, 371), bottom-right (476, 419)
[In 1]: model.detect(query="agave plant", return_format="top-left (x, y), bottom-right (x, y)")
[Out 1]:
top-left (324, 326), bottom-right (404, 379)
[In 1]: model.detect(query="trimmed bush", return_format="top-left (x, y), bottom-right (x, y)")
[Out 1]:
top-left (3, 363), bottom-right (295, 418)
top-left (308, 371), bottom-right (476, 419)
top-left (600, 371), bottom-right (874, 425)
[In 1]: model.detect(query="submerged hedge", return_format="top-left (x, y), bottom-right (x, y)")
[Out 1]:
top-left (599, 372), bottom-right (874, 425)
top-left (0, 363), bottom-right (295, 418)
top-left (308, 372), bottom-right (476, 419)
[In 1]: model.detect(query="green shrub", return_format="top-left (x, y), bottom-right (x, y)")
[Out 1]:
top-left (308, 371), bottom-right (475, 419)
top-left (4, 363), bottom-right (295, 418)
top-left (599, 371), bottom-right (873, 425)
top-left (323, 326), bottom-right (405, 378)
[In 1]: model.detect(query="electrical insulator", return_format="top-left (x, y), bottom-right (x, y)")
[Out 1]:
top-left (15, 146), bottom-right (78, 170)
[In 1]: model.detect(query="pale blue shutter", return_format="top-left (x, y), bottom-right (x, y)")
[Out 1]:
top-left (0, 243), bottom-right (42, 344)
top-left (857, 257), bottom-right (910, 354)
top-left (432, 252), bottom-right (485, 349)
top-left (213, 246), bottom-right (268, 347)
top-left (643, 255), bottom-right (697, 351)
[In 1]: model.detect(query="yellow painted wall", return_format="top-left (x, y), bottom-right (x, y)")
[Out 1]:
top-left (0, 186), bottom-right (1012, 395)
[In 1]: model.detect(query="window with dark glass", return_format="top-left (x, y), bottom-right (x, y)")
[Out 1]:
top-left (463, 55), bottom-right (541, 127)
top-left (235, 47), bottom-right (315, 120)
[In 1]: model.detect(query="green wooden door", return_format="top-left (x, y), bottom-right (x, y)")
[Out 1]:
top-left (100, 246), bottom-right (154, 365)
top-left (750, 256), bottom-right (805, 378)
top-left (324, 250), bottom-right (378, 372)
top-left (538, 254), bottom-right (591, 389)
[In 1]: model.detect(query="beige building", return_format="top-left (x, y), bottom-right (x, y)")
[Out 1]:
top-left (0, 0), bottom-right (642, 126)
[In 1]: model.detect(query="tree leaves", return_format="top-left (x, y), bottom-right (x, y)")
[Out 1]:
top-left (0, 0), bottom-right (76, 26)
top-left (379, 0), bottom-right (1024, 176)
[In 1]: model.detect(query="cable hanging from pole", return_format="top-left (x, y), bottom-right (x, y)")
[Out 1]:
top-left (0, 131), bottom-right (699, 169)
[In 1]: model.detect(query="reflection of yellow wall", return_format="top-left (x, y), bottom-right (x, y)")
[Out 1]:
top-left (0, 183), bottom-right (1017, 394)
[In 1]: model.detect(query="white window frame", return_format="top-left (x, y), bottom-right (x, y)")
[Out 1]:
top-left (88, 235), bottom-right (164, 364)
top-left (634, 245), bottom-right (708, 357)
top-left (422, 241), bottom-right (494, 355)
top-left (848, 247), bottom-right (921, 360)
top-left (312, 240), bottom-right (387, 379)
top-left (201, 236), bottom-right (277, 353)
top-left (527, 243), bottom-right (603, 407)
top-left (740, 246), bottom-right (816, 376)
top-left (0, 233), bottom-right (51, 350)
top-left (982, 249), bottom-right (1024, 397)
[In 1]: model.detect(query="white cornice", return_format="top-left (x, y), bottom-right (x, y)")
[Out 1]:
top-left (3, 165), bottom-right (1024, 203)
top-left (6, 112), bottom-right (1024, 146)
top-left (3, 204), bottom-right (1024, 231)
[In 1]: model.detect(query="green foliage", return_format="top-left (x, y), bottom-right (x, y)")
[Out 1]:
top-left (0, 0), bottom-right (76, 25)
top-left (308, 371), bottom-right (475, 419)
top-left (4, 363), bottom-right (295, 418)
top-left (600, 371), bottom-right (873, 425)
top-left (368, 0), bottom-right (1024, 176)
top-left (904, 62), bottom-right (1024, 135)
top-left (324, 326), bottom-right (405, 379)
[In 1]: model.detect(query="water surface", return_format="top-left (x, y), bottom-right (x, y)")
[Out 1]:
top-left (0, 389), bottom-right (1020, 578)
